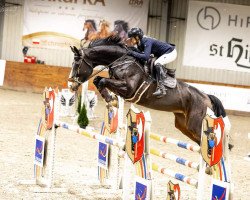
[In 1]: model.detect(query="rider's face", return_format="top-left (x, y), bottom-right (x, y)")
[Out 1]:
top-left (131, 37), bottom-right (138, 45)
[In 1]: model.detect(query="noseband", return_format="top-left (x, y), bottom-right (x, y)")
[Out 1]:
top-left (72, 54), bottom-right (93, 84)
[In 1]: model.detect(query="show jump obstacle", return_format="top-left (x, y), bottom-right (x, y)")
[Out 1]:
top-left (120, 104), bottom-right (232, 200)
top-left (19, 87), bottom-right (125, 192)
top-left (19, 88), bottom-right (233, 199)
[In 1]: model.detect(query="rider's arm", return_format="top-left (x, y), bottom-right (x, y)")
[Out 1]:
top-left (129, 39), bottom-right (152, 61)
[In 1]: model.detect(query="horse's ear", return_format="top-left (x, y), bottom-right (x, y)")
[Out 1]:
top-left (73, 46), bottom-right (80, 56)
top-left (70, 46), bottom-right (75, 53)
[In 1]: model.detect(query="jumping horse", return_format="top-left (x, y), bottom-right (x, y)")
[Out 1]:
top-left (68, 35), bottom-right (226, 145)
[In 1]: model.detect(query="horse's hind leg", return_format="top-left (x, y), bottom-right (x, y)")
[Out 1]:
top-left (174, 113), bottom-right (200, 144)
top-left (186, 109), bottom-right (206, 144)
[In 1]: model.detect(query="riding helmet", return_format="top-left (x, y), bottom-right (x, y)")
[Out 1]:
top-left (128, 27), bottom-right (144, 39)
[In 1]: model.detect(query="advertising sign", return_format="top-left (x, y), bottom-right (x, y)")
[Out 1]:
top-left (184, 1), bottom-right (250, 72)
top-left (23, 0), bottom-right (149, 49)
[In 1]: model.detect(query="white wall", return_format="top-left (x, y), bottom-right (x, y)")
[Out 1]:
top-left (0, 0), bottom-right (73, 67)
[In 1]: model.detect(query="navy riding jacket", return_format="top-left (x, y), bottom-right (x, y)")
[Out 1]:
top-left (130, 36), bottom-right (175, 61)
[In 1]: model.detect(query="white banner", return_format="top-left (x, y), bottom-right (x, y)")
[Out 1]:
top-left (183, 1), bottom-right (250, 72)
top-left (188, 82), bottom-right (250, 112)
top-left (0, 60), bottom-right (6, 86)
top-left (23, 0), bottom-right (149, 49)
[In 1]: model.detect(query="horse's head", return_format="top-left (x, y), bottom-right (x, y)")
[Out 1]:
top-left (83, 19), bottom-right (97, 31)
top-left (99, 20), bottom-right (110, 30)
top-left (68, 46), bottom-right (93, 91)
top-left (68, 35), bottom-right (128, 91)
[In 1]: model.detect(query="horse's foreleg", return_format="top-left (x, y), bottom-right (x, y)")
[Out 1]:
top-left (101, 79), bottom-right (132, 98)
top-left (93, 76), bottom-right (113, 102)
top-left (93, 76), bottom-right (129, 99)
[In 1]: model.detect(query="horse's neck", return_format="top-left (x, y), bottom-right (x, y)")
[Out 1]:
top-left (86, 28), bottom-right (97, 40)
top-left (98, 25), bottom-right (110, 37)
top-left (88, 26), bottom-right (96, 33)
top-left (88, 46), bottom-right (126, 66)
top-left (101, 32), bottom-right (109, 38)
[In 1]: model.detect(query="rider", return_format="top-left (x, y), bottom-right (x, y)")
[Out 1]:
top-left (127, 27), bottom-right (177, 98)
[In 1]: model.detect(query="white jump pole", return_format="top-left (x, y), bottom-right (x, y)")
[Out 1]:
top-left (81, 81), bottom-right (89, 108)
top-left (0, 59), bottom-right (6, 86)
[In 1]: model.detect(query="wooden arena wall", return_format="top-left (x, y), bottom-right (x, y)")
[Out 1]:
top-left (2, 61), bottom-right (250, 116)
top-left (2, 61), bottom-right (108, 93)
top-left (3, 61), bottom-right (250, 93)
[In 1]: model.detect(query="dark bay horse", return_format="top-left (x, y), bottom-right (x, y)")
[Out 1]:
top-left (68, 36), bottom-right (226, 144)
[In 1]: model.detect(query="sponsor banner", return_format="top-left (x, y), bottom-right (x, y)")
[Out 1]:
top-left (34, 135), bottom-right (45, 167)
top-left (183, 1), bottom-right (250, 72)
top-left (210, 179), bottom-right (230, 200)
top-left (134, 176), bottom-right (150, 200)
top-left (98, 142), bottom-right (109, 170)
top-left (23, 0), bottom-right (149, 49)
top-left (0, 60), bottom-right (6, 86)
top-left (188, 82), bottom-right (250, 112)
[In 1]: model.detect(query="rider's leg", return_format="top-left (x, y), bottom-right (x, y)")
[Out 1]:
top-left (155, 49), bottom-right (177, 79)
top-left (152, 63), bottom-right (167, 98)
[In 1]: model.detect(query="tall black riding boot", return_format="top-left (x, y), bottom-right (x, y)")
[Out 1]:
top-left (152, 64), bottom-right (167, 98)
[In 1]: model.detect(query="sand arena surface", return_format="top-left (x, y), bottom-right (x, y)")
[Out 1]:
top-left (0, 89), bottom-right (249, 199)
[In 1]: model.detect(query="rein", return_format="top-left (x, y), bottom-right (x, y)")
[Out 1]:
top-left (81, 52), bottom-right (129, 82)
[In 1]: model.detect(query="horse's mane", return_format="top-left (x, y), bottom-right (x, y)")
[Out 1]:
top-left (89, 35), bottom-right (122, 48)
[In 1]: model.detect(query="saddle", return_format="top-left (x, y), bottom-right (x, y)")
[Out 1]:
top-left (145, 57), bottom-right (157, 79)
top-left (145, 57), bottom-right (176, 89)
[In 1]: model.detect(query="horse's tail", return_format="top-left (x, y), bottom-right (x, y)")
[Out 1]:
top-left (208, 94), bottom-right (226, 117)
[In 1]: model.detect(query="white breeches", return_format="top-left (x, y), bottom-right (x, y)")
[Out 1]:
top-left (154, 49), bottom-right (177, 69)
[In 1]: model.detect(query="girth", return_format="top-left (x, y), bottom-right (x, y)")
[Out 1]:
top-left (125, 78), bottom-right (153, 103)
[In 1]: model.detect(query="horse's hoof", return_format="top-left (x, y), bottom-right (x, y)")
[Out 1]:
top-left (93, 76), bottom-right (103, 85)
top-left (153, 88), bottom-right (166, 98)
top-left (105, 96), bottom-right (112, 103)
top-left (98, 79), bottom-right (106, 89)
top-left (228, 143), bottom-right (234, 151)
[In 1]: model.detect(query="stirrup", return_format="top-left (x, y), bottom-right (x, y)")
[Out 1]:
top-left (163, 76), bottom-right (177, 88)
top-left (153, 87), bottom-right (166, 98)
